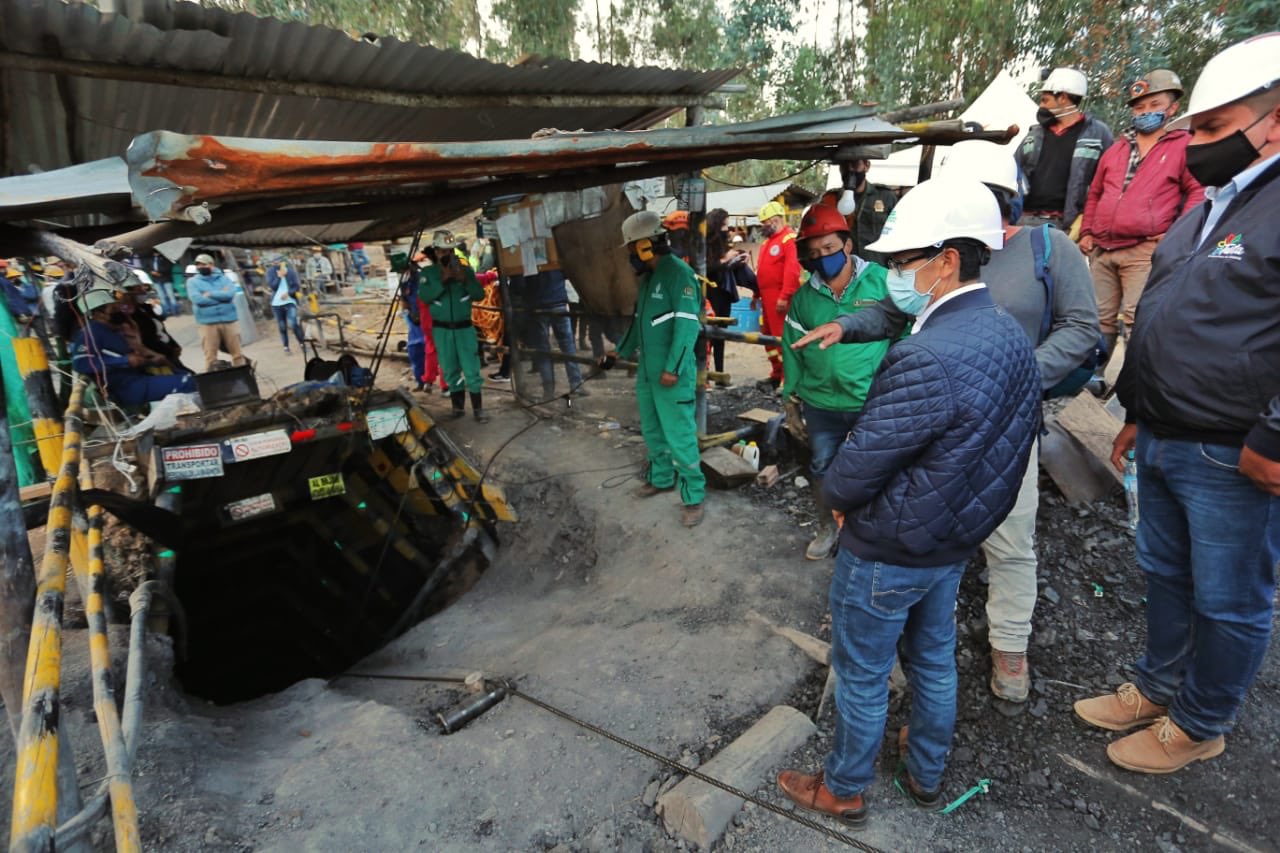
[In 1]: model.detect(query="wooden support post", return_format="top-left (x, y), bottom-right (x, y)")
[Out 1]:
top-left (656, 706), bottom-right (816, 849)
top-left (10, 379), bottom-right (85, 853)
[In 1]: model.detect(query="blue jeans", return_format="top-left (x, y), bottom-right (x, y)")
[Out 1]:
top-left (273, 302), bottom-right (304, 347)
top-left (1132, 427), bottom-right (1280, 741)
top-left (156, 281), bottom-right (180, 316)
top-left (803, 402), bottom-right (860, 479)
top-left (406, 342), bottom-right (425, 384)
top-left (825, 550), bottom-right (965, 796)
top-left (532, 305), bottom-right (582, 391)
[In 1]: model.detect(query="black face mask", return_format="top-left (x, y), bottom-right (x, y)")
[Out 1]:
top-left (108, 310), bottom-right (127, 325)
top-left (1184, 115), bottom-right (1267, 188)
top-left (196, 266), bottom-right (214, 276)
top-left (628, 254), bottom-right (649, 275)
top-left (1035, 107), bottom-right (1057, 128)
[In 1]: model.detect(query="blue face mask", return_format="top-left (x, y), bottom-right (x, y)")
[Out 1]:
top-left (1133, 112), bottom-right (1166, 134)
top-left (801, 250), bottom-right (847, 282)
top-left (885, 255), bottom-right (941, 316)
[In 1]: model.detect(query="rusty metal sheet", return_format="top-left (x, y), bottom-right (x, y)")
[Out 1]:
top-left (127, 116), bottom-right (1015, 221)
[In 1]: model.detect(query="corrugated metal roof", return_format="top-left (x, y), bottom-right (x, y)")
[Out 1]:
top-left (0, 0), bottom-right (739, 182)
top-left (0, 110), bottom-right (1014, 247)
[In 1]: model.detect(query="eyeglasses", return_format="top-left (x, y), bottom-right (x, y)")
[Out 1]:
top-left (886, 252), bottom-right (939, 275)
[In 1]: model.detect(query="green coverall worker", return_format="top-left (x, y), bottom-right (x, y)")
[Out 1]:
top-left (418, 255), bottom-right (488, 421)
top-left (614, 250), bottom-right (707, 516)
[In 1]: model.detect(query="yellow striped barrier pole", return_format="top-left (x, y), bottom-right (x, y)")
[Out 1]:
top-left (12, 338), bottom-right (62, 477)
top-left (10, 378), bottom-right (83, 853)
top-left (73, 457), bottom-right (141, 852)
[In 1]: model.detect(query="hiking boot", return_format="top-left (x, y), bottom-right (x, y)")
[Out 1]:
top-left (680, 503), bottom-right (704, 528)
top-left (572, 385), bottom-right (591, 397)
top-left (806, 478), bottom-right (838, 560)
top-left (1074, 682), bottom-right (1167, 732)
top-left (473, 410), bottom-right (490, 423)
top-left (1106, 717), bottom-right (1225, 774)
top-left (990, 650), bottom-right (1030, 703)
top-left (633, 482), bottom-right (673, 499)
top-left (777, 769), bottom-right (867, 827)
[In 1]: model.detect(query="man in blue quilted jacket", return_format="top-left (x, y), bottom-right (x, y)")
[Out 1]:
top-left (778, 177), bottom-right (1041, 825)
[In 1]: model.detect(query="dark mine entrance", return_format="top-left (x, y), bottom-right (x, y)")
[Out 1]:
top-left (160, 390), bottom-right (500, 704)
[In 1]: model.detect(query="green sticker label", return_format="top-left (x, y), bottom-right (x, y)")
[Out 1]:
top-left (308, 473), bottom-right (346, 500)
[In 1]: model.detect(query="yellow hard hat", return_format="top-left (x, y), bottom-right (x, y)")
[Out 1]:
top-left (5, 267), bottom-right (23, 278)
top-left (758, 201), bottom-right (786, 222)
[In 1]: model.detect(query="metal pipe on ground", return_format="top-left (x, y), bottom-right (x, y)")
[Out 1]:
top-left (53, 581), bottom-right (157, 849)
top-left (70, 458), bottom-right (140, 852)
top-left (10, 378), bottom-right (86, 853)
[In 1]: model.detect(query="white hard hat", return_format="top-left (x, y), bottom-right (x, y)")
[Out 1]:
top-left (619, 210), bottom-right (665, 247)
top-left (938, 141), bottom-right (1019, 195)
top-left (865, 177), bottom-right (1005, 254)
top-left (1168, 32), bottom-right (1280, 131)
top-left (1040, 68), bottom-right (1088, 98)
top-left (76, 287), bottom-right (119, 314)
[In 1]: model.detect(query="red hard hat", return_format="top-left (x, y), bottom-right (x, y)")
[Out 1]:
top-left (798, 203), bottom-right (850, 241)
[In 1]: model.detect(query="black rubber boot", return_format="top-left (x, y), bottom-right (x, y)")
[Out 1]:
top-left (470, 391), bottom-right (490, 423)
top-left (449, 391), bottom-right (466, 419)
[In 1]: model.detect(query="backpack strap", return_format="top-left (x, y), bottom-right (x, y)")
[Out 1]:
top-left (1030, 223), bottom-right (1054, 344)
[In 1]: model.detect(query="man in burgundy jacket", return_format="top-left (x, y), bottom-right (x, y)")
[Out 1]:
top-left (1080, 69), bottom-right (1204, 358)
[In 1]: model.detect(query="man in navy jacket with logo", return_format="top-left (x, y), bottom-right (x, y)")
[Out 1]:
top-left (1076, 33), bottom-right (1280, 776)
top-left (777, 177), bottom-right (1040, 825)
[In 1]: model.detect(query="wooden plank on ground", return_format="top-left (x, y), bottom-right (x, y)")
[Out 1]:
top-left (19, 482), bottom-right (52, 502)
top-left (736, 408), bottom-right (781, 425)
top-left (657, 706), bottom-right (816, 849)
top-left (746, 610), bottom-right (829, 664)
top-left (700, 446), bottom-right (758, 489)
top-left (1041, 393), bottom-right (1124, 502)
top-left (1056, 393), bottom-right (1125, 487)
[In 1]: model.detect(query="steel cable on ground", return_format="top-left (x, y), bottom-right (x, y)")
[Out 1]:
top-left (338, 672), bottom-right (887, 853)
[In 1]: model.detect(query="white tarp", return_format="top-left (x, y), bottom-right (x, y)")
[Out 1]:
top-left (827, 70), bottom-right (1041, 190)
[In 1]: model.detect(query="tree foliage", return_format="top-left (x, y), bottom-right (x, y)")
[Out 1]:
top-left (198, 0), bottom-right (1278, 188)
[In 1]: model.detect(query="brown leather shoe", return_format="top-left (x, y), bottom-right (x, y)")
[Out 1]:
top-left (633, 482), bottom-right (673, 498)
top-left (1074, 682), bottom-right (1167, 731)
top-left (777, 769), bottom-right (867, 827)
top-left (680, 503), bottom-right (704, 528)
top-left (1106, 717), bottom-right (1225, 774)
top-left (990, 649), bottom-right (1030, 703)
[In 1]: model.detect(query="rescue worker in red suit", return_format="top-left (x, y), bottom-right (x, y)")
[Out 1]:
top-left (409, 251), bottom-right (448, 393)
top-left (755, 200), bottom-right (802, 391)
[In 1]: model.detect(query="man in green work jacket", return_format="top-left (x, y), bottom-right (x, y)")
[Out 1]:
top-left (781, 203), bottom-right (893, 560)
top-left (602, 211), bottom-right (706, 527)
top-left (418, 230), bottom-right (489, 422)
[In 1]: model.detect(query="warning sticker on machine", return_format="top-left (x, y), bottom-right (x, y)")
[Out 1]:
top-left (161, 444), bottom-right (224, 480)
top-left (225, 492), bottom-right (277, 521)
top-left (308, 472), bottom-right (346, 500)
top-left (224, 429), bottom-right (292, 463)
top-left (366, 407), bottom-right (409, 441)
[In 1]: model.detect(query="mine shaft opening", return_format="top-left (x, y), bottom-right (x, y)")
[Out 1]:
top-left (174, 495), bottom-right (489, 704)
top-left (166, 401), bottom-right (495, 705)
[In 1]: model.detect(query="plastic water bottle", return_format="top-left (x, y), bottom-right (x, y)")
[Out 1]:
top-left (1123, 450), bottom-right (1139, 531)
top-left (741, 441), bottom-right (761, 471)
